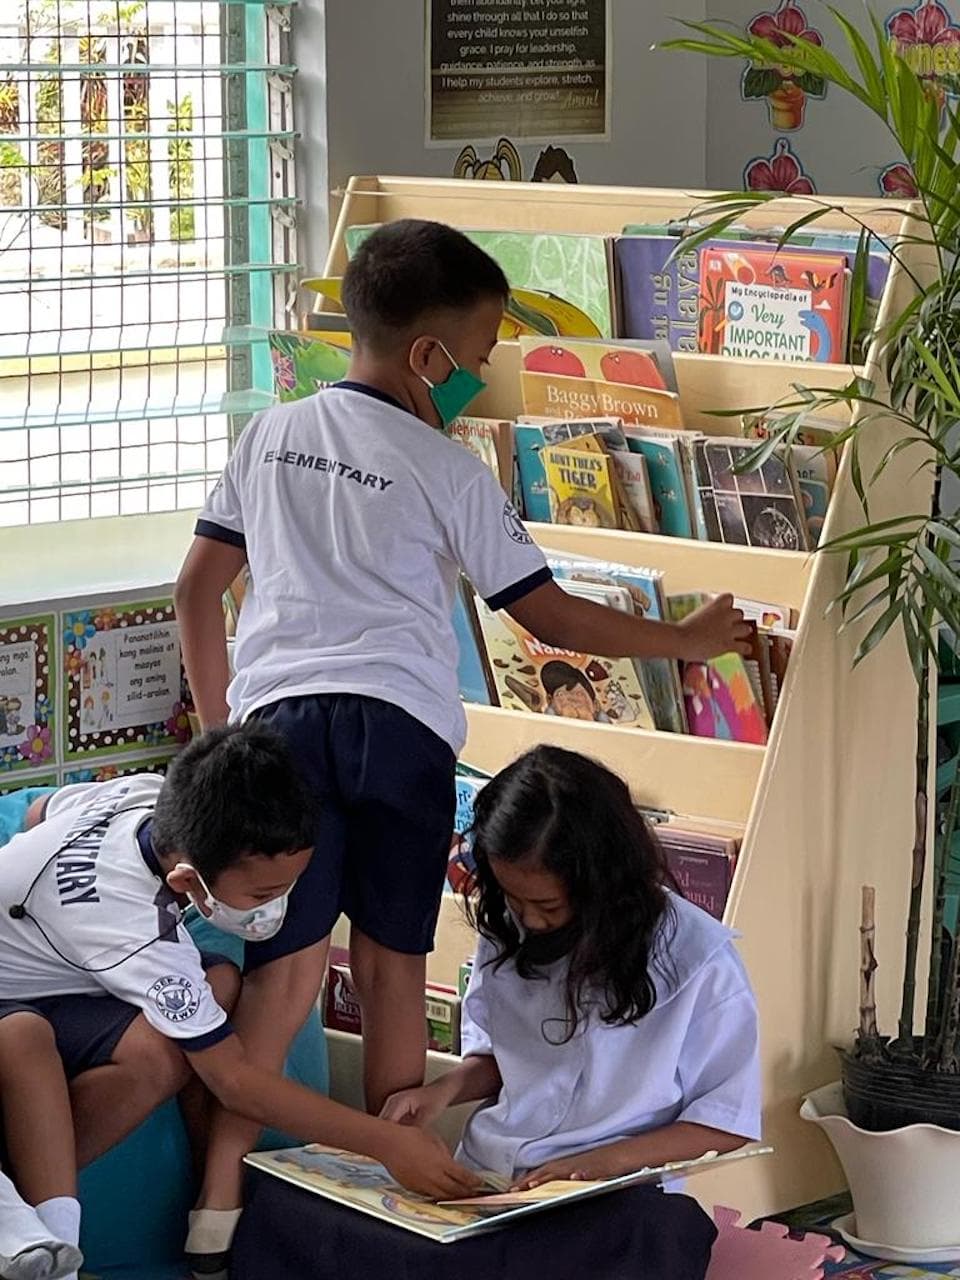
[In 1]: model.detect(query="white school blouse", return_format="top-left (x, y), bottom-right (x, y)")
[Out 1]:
top-left (457, 893), bottom-right (761, 1178)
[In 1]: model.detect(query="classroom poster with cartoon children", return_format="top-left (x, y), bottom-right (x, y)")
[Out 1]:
top-left (0, 616), bottom-right (56, 777)
top-left (63, 599), bottom-right (193, 761)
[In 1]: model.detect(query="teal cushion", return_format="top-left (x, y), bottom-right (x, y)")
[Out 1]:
top-left (0, 787), bottom-right (56, 846)
top-left (78, 916), bottom-right (328, 1273)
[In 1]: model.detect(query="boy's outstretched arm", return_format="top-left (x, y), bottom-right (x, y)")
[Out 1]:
top-left (506, 582), bottom-right (751, 663)
top-left (174, 535), bottom-right (246, 729)
top-left (186, 1027), bottom-right (481, 1201)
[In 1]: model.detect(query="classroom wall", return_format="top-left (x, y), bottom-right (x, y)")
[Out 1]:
top-left (294, 0), bottom-right (950, 271)
top-left (702, 0), bottom-right (930, 197)
top-left (294, 0), bottom-right (711, 271)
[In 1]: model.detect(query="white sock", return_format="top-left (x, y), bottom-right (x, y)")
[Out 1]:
top-left (0, 1173), bottom-right (82, 1280)
top-left (33, 1202), bottom-right (80, 1280)
top-left (185, 1209), bottom-right (242, 1280)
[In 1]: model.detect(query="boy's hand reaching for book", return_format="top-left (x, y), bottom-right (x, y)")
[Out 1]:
top-left (379, 1125), bottom-right (483, 1201)
top-left (676, 593), bottom-right (751, 660)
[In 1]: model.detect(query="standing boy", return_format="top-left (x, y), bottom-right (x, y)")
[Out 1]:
top-left (175, 218), bottom-right (750, 1271)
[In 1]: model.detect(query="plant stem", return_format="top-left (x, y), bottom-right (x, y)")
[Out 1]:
top-left (924, 747), bottom-right (960, 1058)
top-left (937, 922), bottom-right (960, 1071)
top-left (898, 661), bottom-right (930, 1051)
top-left (859, 885), bottom-right (881, 1050)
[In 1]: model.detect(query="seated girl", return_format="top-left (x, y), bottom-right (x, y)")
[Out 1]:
top-left (381, 745), bottom-right (761, 1277)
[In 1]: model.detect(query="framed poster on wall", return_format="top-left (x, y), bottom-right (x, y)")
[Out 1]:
top-left (426, 0), bottom-right (609, 144)
top-left (0, 616), bottom-right (57, 778)
top-left (62, 599), bottom-right (192, 762)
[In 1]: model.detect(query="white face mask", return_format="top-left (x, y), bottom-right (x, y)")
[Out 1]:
top-left (175, 864), bottom-right (292, 942)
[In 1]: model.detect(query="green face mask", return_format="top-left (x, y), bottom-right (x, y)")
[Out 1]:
top-left (420, 340), bottom-right (486, 427)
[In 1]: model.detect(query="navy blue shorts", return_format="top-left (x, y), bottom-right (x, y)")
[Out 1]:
top-left (0, 951), bottom-right (233, 1079)
top-left (245, 694), bottom-right (457, 970)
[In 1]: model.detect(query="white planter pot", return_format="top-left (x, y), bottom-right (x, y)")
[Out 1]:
top-left (801, 1082), bottom-right (960, 1253)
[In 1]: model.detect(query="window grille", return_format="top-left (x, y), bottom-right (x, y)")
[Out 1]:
top-left (0, 0), bottom-right (298, 526)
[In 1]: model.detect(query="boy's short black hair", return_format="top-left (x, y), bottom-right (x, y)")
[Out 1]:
top-left (152, 723), bottom-right (314, 881)
top-left (341, 219), bottom-right (509, 352)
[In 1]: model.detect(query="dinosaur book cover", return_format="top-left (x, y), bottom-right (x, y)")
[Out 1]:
top-left (698, 246), bottom-right (848, 365)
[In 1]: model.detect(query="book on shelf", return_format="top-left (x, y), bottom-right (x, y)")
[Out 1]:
top-left (518, 335), bottom-right (677, 393)
top-left (446, 417), bottom-right (515, 497)
top-left (268, 331), bottom-right (352, 402)
top-left (691, 437), bottom-right (811, 552)
top-left (668, 594), bottom-right (770, 746)
top-left (473, 592), bottom-right (657, 730)
top-left (698, 244), bottom-right (848, 365)
top-left (547, 554), bottom-right (687, 735)
top-left (324, 954), bottom-right (462, 1054)
top-left (343, 224), bottom-right (617, 338)
top-left (447, 761), bottom-right (491, 896)
top-left (645, 811), bottom-right (743, 921)
top-left (452, 580), bottom-right (495, 707)
top-left (244, 1143), bottom-right (771, 1243)
top-left (542, 435), bottom-right (621, 531)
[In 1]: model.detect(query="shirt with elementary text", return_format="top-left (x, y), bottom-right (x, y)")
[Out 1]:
top-left (196, 383), bottom-right (550, 751)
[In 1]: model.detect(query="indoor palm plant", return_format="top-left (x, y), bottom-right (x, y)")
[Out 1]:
top-left (664, 5), bottom-right (960, 1255)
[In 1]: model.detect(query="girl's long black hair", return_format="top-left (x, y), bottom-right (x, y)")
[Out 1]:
top-left (467, 745), bottom-right (676, 1042)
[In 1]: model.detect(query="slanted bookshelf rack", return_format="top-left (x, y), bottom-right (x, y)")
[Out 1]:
top-left (324, 176), bottom-right (931, 1220)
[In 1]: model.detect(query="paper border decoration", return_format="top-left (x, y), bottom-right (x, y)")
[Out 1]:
top-left (0, 615), bottom-right (57, 777)
top-left (62, 599), bottom-right (193, 761)
top-left (62, 751), bottom-right (177, 786)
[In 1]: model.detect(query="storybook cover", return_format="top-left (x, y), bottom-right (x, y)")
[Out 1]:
top-left (698, 246), bottom-right (847, 364)
top-left (692, 438), bottom-right (809, 553)
top-left (623, 429), bottom-right (694, 539)
top-left (547, 554), bottom-right (686, 735)
top-left (669, 595), bottom-right (769, 746)
top-left (474, 596), bottom-right (656, 731)
top-left (447, 417), bottom-right (514, 495)
top-left (542, 436), bottom-right (620, 530)
top-left (245, 1144), bottom-right (771, 1244)
top-left (269, 331), bottom-right (352, 402)
top-left (519, 336), bottom-right (674, 393)
top-left (521, 370), bottom-right (683, 430)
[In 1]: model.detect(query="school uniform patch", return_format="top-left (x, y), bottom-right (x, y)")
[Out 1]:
top-left (150, 974), bottom-right (200, 1022)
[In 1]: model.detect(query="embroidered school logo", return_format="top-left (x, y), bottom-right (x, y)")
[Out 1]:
top-left (149, 975), bottom-right (199, 1023)
top-left (502, 501), bottom-right (533, 545)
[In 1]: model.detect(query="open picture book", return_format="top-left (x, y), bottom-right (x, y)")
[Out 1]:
top-left (244, 1143), bottom-right (771, 1244)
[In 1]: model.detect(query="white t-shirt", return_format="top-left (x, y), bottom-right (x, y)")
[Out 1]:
top-left (457, 893), bottom-right (761, 1178)
top-left (0, 775), bottom-right (232, 1051)
top-left (197, 384), bottom-right (551, 751)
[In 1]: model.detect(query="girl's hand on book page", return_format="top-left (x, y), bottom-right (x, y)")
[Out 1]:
top-left (380, 1126), bottom-right (484, 1201)
top-left (510, 1150), bottom-right (622, 1191)
top-left (676, 594), bottom-right (751, 660)
top-left (380, 1081), bottom-right (451, 1128)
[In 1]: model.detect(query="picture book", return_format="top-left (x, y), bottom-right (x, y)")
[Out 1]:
top-left (303, 264), bottom-right (602, 343)
top-left (623, 428), bottom-right (694, 539)
top-left (447, 763), bottom-right (490, 895)
top-left (692, 438), bottom-right (809, 552)
top-left (515, 417), bottom-right (629, 527)
top-left (452, 583), bottom-right (494, 707)
top-left (268, 331), bottom-right (351, 402)
top-left (474, 595), bottom-right (656, 730)
top-left (515, 424), bottom-right (552, 523)
top-left (608, 446), bottom-right (657, 533)
top-left (614, 235), bottom-right (703, 352)
top-left (698, 246), bottom-right (848, 364)
top-left (669, 595), bottom-right (769, 746)
top-left (521, 370), bottom-right (683, 430)
top-left (245, 1144), bottom-right (771, 1244)
top-left (734, 597), bottom-right (794, 633)
top-left (447, 417), bottom-right (514, 495)
top-left (341, 225), bottom-right (616, 337)
top-left (547, 554), bottom-right (686, 735)
top-left (542, 436), bottom-right (620, 530)
top-left (519, 336), bottom-right (675, 393)
top-left (653, 820), bottom-right (741, 921)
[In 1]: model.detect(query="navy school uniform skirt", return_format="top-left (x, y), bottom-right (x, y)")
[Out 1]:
top-left (230, 1167), bottom-right (717, 1280)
